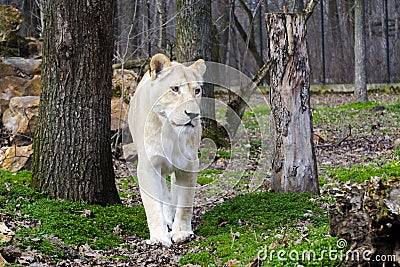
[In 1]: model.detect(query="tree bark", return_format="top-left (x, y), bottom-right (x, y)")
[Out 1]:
top-left (266, 13), bottom-right (319, 194)
top-left (31, 0), bottom-right (121, 205)
top-left (155, 0), bottom-right (167, 53)
top-left (382, 0), bottom-right (390, 83)
top-left (176, 0), bottom-right (226, 146)
top-left (176, 0), bottom-right (212, 62)
top-left (291, 0), bottom-right (304, 13)
top-left (327, 0), bottom-right (344, 79)
top-left (344, 0), bottom-right (355, 83)
top-left (329, 177), bottom-right (400, 267)
top-left (354, 0), bottom-right (368, 103)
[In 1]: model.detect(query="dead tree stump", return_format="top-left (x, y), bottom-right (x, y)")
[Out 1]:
top-left (329, 177), bottom-right (400, 267)
top-left (265, 13), bottom-right (318, 194)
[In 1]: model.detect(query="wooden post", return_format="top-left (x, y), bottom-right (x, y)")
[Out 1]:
top-left (265, 13), bottom-right (319, 194)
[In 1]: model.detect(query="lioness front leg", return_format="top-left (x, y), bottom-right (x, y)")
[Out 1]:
top-left (171, 170), bottom-right (196, 243)
top-left (137, 161), bottom-right (172, 246)
top-left (161, 173), bottom-right (175, 229)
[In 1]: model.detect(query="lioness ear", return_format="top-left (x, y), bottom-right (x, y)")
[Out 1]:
top-left (190, 59), bottom-right (206, 76)
top-left (150, 53), bottom-right (171, 80)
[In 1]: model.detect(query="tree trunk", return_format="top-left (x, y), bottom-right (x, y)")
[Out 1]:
top-left (354, 0), bottom-right (368, 103)
top-left (291, 0), bottom-right (304, 13)
top-left (155, 0), bottom-right (167, 53)
top-left (266, 13), bottom-right (319, 194)
top-left (328, 0), bottom-right (344, 80)
top-left (382, 0), bottom-right (390, 83)
top-left (20, 0), bottom-right (41, 37)
top-left (176, 0), bottom-right (226, 146)
top-left (31, 0), bottom-right (121, 205)
top-left (176, 0), bottom-right (212, 64)
top-left (329, 177), bottom-right (400, 267)
top-left (342, 0), bottom-right (355, 83)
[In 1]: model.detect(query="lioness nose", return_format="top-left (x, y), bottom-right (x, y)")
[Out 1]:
top-left (185, 110), bottom-right (200, 120)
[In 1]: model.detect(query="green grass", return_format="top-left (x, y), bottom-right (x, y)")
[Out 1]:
top-left (0, 170), bottom-right (32, 185)
top-left (243, 106), bottom-right (270, 120)
top-left (312, 100), bottom-right (400, 124)
top-left (180, 192), bottom-right (341, 266)
top-left (216, 149), bottom-right (232, 159)
top-left (197, 169), bottom-right (223, 185)
top-left (311, 101), bottom-right (374, 123)
top-left (330, 101), bottom-right (380, 111)
top-left (118, 176), bottom-right (138, 198)
top-left (0, 171), bottom-right (148, 258)
top-left (386, 102), bottom-right (400, 112)
top-left (327, 159), bottom-right (400, 184)
top-left (20, 199), bottom-right (147, 249)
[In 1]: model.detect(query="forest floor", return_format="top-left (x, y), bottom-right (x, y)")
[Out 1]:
top-left (1, 93), bottom-right (400, 266)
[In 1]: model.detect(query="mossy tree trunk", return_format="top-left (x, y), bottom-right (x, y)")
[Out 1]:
top-left (31, 0), bottom-right (121, 205)
top-left (176, 0), bottom-right (226, 146)
top-left (329, 177), bottom-right (400, 267)
top-left (266, 13), bottom-right (319, 194)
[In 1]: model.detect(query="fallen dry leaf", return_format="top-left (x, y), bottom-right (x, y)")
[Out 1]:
top-left (0, 222), bottom-right (14, 243)
top-left (0, 253), bottom-right (8, 267)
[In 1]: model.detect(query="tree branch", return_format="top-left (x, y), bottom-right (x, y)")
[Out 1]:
top-left (237, 0), bottom-right (253, 20)
top-left (232, 12), bottom-right (263, 67)
top-left (304, 0), bottom-right (319, 22)
top-left (252, 59), bottom-right (270, 85)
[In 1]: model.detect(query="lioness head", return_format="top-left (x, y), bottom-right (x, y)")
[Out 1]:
top-left (147, 54), bottom-right (206, 130)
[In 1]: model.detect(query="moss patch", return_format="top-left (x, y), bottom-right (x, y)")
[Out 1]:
top-left (327, 159), bottom-right (400, 184)
top-left (180, 192), bottom-right (340, 266)
top-left (0, 171), bottom-right (148, 258)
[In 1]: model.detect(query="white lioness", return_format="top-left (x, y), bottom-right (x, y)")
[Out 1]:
top-left (127, 54), bottom-right (205, 246)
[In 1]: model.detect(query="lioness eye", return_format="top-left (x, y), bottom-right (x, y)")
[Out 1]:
top-left (171, 86), bottom-right (179, 93)
top-left (195, 88), bottom-right (201, 95)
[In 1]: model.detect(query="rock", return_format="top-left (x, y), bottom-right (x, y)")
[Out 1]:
top-left (0, 5), bottom-right (23, 42)
top-left (1, 57), bottom-right (42, 75)
top-left (23, 75), bottom-right (40, 96)
top-left (394, 139), bottom-right (400, 150)
top-left (329, 177), bottom-right (400, 267)
top-left (112, 69), bottom-right (137, 100)
top-left (0, 5), bottom-right (27, 57)
top-left (0, 6), bottom-right (39, 58)
top-left (122, 142), bottom-right (137, 162)
top-left (25, 37), bottom-right (42, 57)
top-left (0, 75), bottom-right (41, 116)
top-left (0, 144), bottom-right (33, 172)
top-left (111, 98), bottom-right (129, 131)
top-left (2, 96), bottom-right (39, 143)
top-left (0, 60), bottom-right (18, 78)
top-left (0, 76), bottom-right (29, 115)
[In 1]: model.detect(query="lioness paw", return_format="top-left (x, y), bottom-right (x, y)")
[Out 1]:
top-left (171, 231), bottom-right (194, 243)
top-left (146, 236), bottom-right (172, 247)
top-left (163, 205), bottom-right (176, 229)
